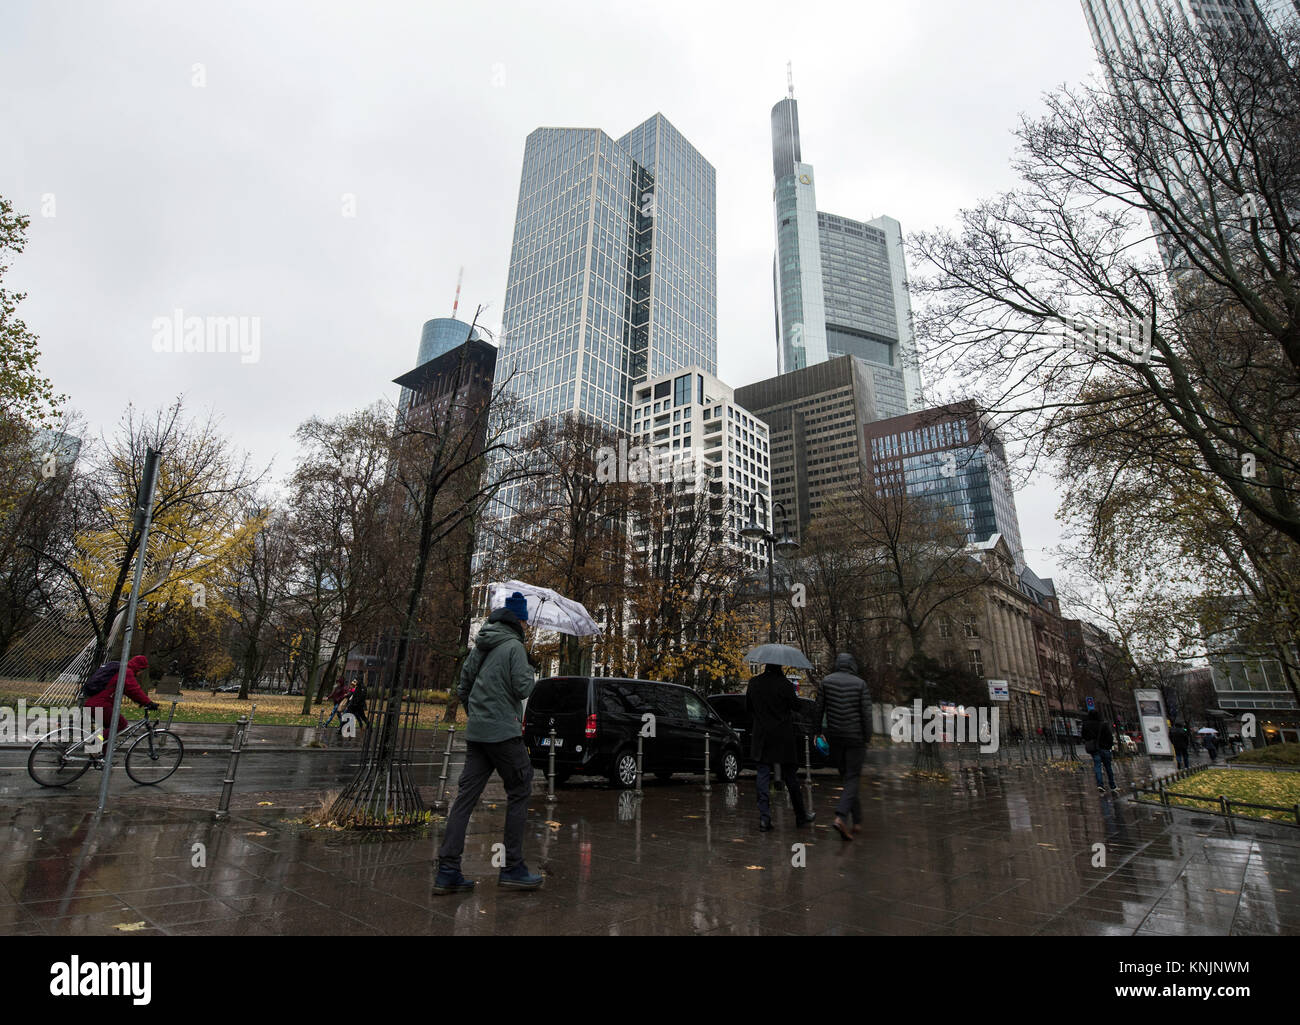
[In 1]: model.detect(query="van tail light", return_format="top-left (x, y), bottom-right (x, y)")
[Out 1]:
top-left (585, 713), bottom-right (597, 739)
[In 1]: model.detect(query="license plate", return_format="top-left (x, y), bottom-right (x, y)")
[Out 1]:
top-left (540, 737), bottom-right (563, 748)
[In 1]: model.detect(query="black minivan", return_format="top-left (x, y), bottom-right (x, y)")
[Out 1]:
top-left (524, 677), bottom-right (743, 788)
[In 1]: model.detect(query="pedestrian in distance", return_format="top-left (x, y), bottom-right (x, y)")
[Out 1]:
top-left (745, 663), bottom-right (815, 832)
top-left (343, 679), bottom-right (369, 733)
top-left (1082, 709), bottom-right (1118, 794)
top-left (814, 653), bottom-right (872, 841)
top-left (1204, 731), bottom-right (1218, 762)
top-left (1170, 720), bottom-right (1191, 770)
top-left (435, 592), bottom-right (543, 895)
top-left (323, 677), bottom-right (349, 727)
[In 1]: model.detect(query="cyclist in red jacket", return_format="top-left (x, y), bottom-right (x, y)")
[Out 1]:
top-left (84, 655), bottom-right (159, 737)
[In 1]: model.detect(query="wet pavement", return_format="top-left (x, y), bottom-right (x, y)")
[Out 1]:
top-left (1, 748), bottom-right (1297, 936)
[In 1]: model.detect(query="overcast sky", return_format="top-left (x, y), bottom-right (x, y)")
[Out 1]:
top-left (2, 0), bottom-right (1102, 586)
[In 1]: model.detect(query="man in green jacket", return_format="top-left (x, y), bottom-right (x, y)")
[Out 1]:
top-left (435, 594), bottom-right (543, 894)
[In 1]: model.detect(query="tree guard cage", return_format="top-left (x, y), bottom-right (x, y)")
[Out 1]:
top-left (329, 631), bottom-right (426, 828)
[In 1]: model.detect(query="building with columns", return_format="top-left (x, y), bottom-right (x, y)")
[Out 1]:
top-left (969, 535), bottom-right (1050, 735)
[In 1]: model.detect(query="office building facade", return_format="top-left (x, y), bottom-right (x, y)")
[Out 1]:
top-left (864, 401), bottom-right (1026, 569)
top-left (497, 114), bottom-right (717, 436)
top-left (735, 355), bottom-right (885, 541)
top-left (770, 89), bottom-right (921, 414)
top-left (398, 316), bottom-right (482, 412)
top-left (631, 367), bottom-right (771, 572)
top-left (1080, 0), bottom-right (1295, 56)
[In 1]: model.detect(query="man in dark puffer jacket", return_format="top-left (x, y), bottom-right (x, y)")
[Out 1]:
top-left (814, 653), bottom-right (872, 841)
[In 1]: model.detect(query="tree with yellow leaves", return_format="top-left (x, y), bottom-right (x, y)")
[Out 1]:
top-left (37, 399), bottom-right (264, 669)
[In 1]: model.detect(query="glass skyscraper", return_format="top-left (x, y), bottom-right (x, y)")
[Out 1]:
top-left (770, 87), bottom-right (922, 416)
top-left (497, 114), bottom-right (717, 437)
top-left (1080, 0), bottom-right (1295, 55)
top-left (864, 402), bottom-right (1026, 570)
top-left (1078, 0), bottom-right (1297, 274)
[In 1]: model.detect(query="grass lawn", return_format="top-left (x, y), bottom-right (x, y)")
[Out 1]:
top-left (0, 681), bottom-right (465, 729)
top-left (1138, 767), bottom-right (1300, 824)
top-left (1233, 742), bottom-right (1300, 767)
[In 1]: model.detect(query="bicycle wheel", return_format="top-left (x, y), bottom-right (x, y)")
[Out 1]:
top-left (28, 728), bottom-right (94, 787)
top-left (124, 729), bottom-right (184, 785)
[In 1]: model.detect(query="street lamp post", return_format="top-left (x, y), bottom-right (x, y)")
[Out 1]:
top-left (741, 494), bottom-right (799, 644)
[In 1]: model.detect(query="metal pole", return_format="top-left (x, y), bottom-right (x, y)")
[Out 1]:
top-left (214, 715), bottom-right (250, 821)
top-left (435, 725), bottom-right (456, 809)
top-left (635, 733), bottom-right (643, 795)
top-left (703, 732), bottom-right (711, 794)
top-left (166, 700), bottom-right (178, 729)
top-left (546, 727), bottom-right (557, 803)
top-left (767, 537), bottom-right (777, 643)
top-left (804, 731), bottom-right (812, 781)
top-left (97, 446), bottom-right (162, 814)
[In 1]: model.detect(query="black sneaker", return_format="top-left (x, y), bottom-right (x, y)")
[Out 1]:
top-left (758, 818), bottom-right (773, 832)
top-left (795, 812), bottom-right (817, 827)
top-left (498, 863), bottom-right (544, 890)
top-left (432, 866), bottom-right (475, 895)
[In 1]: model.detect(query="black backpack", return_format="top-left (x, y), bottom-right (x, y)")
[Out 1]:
top-left (82, 663), bottom-right (119, 699)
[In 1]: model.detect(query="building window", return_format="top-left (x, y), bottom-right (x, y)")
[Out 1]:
top-left (674, 375), bottom-right (691, 407)
top-left (938, 617), bottom-right (952, 639)
top-left (968, 649), bottom-right (983, 676)
top-left (963, 615), bottom-right (979, 638)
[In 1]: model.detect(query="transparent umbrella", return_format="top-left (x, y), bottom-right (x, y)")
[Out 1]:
top-left (488, 580), bottom-right (602, 637)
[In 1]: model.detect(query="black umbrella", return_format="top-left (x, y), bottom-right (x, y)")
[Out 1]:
top-left (744, 643), bottom-right (814, 670)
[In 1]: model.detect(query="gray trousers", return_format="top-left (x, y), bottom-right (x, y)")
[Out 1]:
top-left (832, 740), bottom-right (865, 823)
top-left (437, 737), bottom-right (535, 871)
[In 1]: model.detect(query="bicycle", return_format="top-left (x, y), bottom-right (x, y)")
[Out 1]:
top-left (27, 706), bottom-right (185, 787)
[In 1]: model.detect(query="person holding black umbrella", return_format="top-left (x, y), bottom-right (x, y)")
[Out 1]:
top-left (746, 663), bottom-right (815, 832)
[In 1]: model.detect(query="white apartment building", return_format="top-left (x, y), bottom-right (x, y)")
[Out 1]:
top-left (630, 366), bottom-right (772, 572)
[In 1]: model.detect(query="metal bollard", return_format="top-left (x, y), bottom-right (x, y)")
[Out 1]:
top-left (435, 725), bottom-right (457, 809)
top-left (635, 733), bottom-right (643, 795)
top-left (547, 728), bottom-right (557, 803)
top-left (248, 703), bottom-right (257, 726)
top-left (804, 732), bottom-right (812, 781)
top-left (214, 716), bottom-right (250, 821)
top-left (703, 733), bottom-right (712, 794)
top-left (167, 701), bottom-right (179, 729)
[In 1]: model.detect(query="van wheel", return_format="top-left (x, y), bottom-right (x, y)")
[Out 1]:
top-left (610, 748), bottom-right (639, 789)
top-left (716, 748), bottom-right (740, 783)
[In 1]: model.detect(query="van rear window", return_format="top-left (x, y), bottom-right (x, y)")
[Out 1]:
top-left (530, 680), bottom-right (587, 714)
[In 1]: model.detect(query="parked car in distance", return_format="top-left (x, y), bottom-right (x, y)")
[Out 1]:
top-left (214, 683), bottom-right (241, 693)
top-left (706, 692), bottom-right (834, 771)
top-left (523, 677), bottom-right (743, 788)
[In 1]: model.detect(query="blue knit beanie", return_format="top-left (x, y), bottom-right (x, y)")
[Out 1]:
top-left (505, 591), bottom-right (529, 622)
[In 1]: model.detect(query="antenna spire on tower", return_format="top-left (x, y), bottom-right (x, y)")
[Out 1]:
top-left (451, 266), bottom-right (464, 319)
top-left (787, 61), bottom-right (794, 98)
